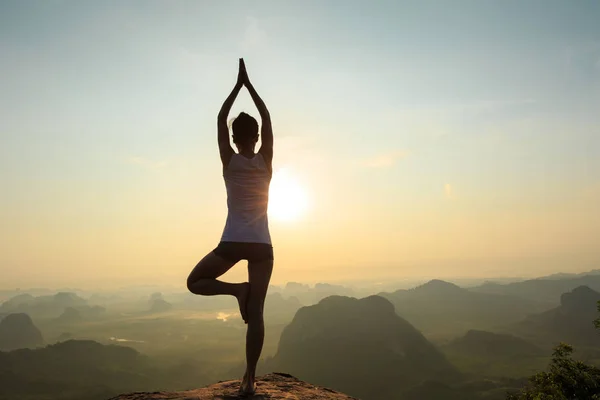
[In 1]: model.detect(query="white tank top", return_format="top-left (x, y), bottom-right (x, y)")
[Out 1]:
top-left (220, 153), bottom-right (272, 244)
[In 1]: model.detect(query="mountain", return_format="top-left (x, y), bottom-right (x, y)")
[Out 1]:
top-left (52, 292), bottom-right (87, 308)
top-left (109, 372), bottom-right (357, 400)
top-left (440, 330), bottom-right (547, 379)
top-left (471, 275), bottom-right (600, 305)
top-left (0, 292), bottom-right (88, 318)
top-left (0, 313), bottom-right (44, 351)
top-left (53, 305), bottom-right (106, 325)
top-left (55, 307), bottom-right (84, 324)
top-left (379, 280), bottom-right (548, 337)
top-left (508, 285), bottom-right (600, 346)
top-left (268, 295), bottom-right (460, 400)
top-left (540, 269), bottom-right (600, 280)
top-left (264, 292), bottom-right (302, 323)
top-left (148, 292), bottom-right (172, 313)
top-left (279, 282), bottom-right (356, 305)
top-left (0, 294), bottom-right (36, 310)
top-left (443, 330), bottom-right (543, 359)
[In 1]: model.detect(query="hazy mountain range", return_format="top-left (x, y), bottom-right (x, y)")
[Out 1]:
top-left (379, 279), bottom-right (550, 338)
top-left (2, 270), bottom-right (600, 400)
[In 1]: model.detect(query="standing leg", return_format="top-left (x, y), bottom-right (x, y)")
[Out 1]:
top-left (240, 259), bottom-right (274, 394)
top-left (186, 252), bottom-right (251, 322)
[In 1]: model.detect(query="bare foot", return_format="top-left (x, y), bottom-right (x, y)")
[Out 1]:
top-left (237, 282), bottom-right (250, 324)
top-left (239, 372), bottom-right (256, 396)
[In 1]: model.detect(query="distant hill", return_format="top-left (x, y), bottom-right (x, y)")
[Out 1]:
top-left (148, 293), bottom-right (172, 313)
top-left (264, 292), bottom-right (302, 324)
top-left (0, 294), bottom-right (36, 310)
top-left (53, 305), bottom-right (106, 325)
top-left (379, 280), bottom-right (549, 338)
top-left (508, 285), bottom-right (600, 346)
top-left (0, 313), bottom-right (44, 351)
top-left (55, 307), bottom-right (84, 324)
top-left (539, 269), bottom-right (600, 280)
top-left (471, 275), bottom-right (600, 305)
top-left (444, 330), bottom-right (543, 359)
top-left (0, 292), bottom-right (88, 319)
top-left (441, 330), bottom-right (547, 378)
top-left (268, 295), bottom-right (460, 400)
top-left (278, 282), bottom-right (356, 305)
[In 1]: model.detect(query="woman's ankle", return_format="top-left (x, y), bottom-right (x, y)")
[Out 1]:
top-left (244, 369), bottom-right (256, 381)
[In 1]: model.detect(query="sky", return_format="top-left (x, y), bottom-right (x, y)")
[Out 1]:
top-left (1, 0), bottom-right (599, 290)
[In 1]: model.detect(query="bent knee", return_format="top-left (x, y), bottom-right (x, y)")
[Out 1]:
top-left (186, 275), bottom-right (203, 293)
top-left (186, 276), bottom-right (194, 293)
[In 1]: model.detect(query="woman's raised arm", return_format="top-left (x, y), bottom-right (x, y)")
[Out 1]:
top-left (216, 60), bottom-right (245, 165)
top-left (240, 59), bottom-right (273, 165)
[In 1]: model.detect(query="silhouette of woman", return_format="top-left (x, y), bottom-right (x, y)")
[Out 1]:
top-left (186, 58), bottom-right (274, 395)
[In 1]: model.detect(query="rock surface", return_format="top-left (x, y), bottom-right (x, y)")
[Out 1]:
top-left (108, 372), bottom-right (358, 400)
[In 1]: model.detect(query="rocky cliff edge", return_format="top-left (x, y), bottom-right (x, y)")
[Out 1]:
top-left (108, 372), bottom-right (358, 400)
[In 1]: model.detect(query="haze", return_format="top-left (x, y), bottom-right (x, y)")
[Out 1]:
top-left (1, 1), bottom-right (599, 290)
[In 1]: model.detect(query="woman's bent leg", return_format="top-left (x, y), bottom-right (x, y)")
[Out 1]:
top-left (241, 259), bottom-right (274, 393)
top-left (186, 252), bottom-right (250, 322)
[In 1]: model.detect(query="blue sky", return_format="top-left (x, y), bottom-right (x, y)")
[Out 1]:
top-left (1, 1), bottom-right (599, 288)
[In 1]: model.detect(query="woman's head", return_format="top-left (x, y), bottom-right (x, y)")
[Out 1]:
top-left (232, 112), bottom-right (259, 151)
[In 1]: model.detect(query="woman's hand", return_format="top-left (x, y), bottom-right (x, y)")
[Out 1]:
top-left (237, 58), bottom-right (250, 86)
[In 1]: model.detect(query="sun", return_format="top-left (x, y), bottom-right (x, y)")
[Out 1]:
top-left (268, 169), bottom-right (309, 221)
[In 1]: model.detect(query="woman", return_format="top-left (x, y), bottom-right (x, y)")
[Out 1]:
top-left (186, 58), bottom-right (274, 395)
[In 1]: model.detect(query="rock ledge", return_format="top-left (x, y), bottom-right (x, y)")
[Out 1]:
top-left (108, 372), bottom-right (359, 400)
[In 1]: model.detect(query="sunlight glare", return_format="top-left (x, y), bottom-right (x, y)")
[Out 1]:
top-left (268, 168), bottom-right (309, 222)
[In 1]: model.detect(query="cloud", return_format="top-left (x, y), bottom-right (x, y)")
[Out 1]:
top-left (444, 183), bottom-right (454, 200)
top-left (126, 156), bottom-right (168, 169)
top-left (362, 150), bottom-right (408, 168)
